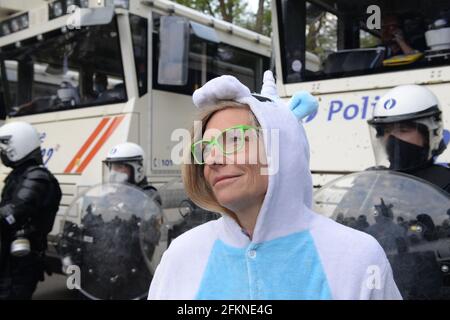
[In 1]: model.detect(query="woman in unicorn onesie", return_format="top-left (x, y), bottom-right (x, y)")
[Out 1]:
top-left (148, 71), bottom-right (402, 300)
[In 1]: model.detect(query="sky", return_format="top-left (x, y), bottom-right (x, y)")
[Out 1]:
top-left (247, 0), bottom-right (259, 13)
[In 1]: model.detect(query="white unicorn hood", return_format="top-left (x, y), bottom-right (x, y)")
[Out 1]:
top-left (191, 72), bottom-right (314, 246)
top-left (148, 73), bottom-right (402, 300)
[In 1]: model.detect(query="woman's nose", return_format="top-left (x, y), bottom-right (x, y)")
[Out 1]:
top-left (205, 146), bottom-right (225, 165)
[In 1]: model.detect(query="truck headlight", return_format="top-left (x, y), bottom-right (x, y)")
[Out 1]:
top-left (1, 23), bottom-right (11, 36)
top-left (79, 0), bottom-right (90, 8)
top-left (10, 19), bottom-right (19, 33)
top-left (51, 1), bottom-right (64, 18)
top-left (19, 14), bottom-right (29, 29)
top-left (66, 0), bottom-right (76, 7)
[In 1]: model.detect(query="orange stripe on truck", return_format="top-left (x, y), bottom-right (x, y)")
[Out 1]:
top-left (75, 115), bottom-right (125, 174)
top-left (64, 117), bottom-right (111, 173)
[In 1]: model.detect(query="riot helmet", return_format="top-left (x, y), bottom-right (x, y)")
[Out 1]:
top-left (367, 84), bottom-right (444, 171)
top-left (0, 121), bottom-right (42, 168)
top-left (103, 142), bottom-right (145, 184)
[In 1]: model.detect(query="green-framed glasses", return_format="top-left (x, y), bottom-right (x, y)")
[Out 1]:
top-left (191, 124), bottom-right (260, 165)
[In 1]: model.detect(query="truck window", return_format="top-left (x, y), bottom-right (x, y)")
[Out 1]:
top-left (0, 18), bottom-right (127, 117)
top-left (277, 0), bottom-right (450, 83)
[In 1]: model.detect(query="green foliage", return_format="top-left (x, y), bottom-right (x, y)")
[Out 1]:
top-left (360, 30), bottom-right (381, 48)
top-left (306, 12), bottom-right (337, 62)
top-left (172, 0), bottom-right (272, 36)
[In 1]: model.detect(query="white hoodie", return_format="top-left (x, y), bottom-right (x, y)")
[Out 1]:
top-left (148, 75), bottom-right (402, 300)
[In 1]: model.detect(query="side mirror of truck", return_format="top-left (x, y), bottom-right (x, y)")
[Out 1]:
top-left (157, 16), bottom-right (189, 86)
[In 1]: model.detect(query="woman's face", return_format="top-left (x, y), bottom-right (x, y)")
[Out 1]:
top-left (202, 107), bottom-right (268, 213)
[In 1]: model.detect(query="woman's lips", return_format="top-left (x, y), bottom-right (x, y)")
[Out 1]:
top-left (213, 175), bottom-right (241, 187)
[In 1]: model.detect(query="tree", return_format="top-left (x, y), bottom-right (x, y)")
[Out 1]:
top-left (305, 10), bottom-right (338, 61)
top-left (251, 0), bottom-right (271, 36)
top-left (175, 0), bottom-right (216, 16)
top-left (172, 0), bottom-right (272, 36)
top-left (254, 0), bottom-right (265, 33)
top-left (173, 0), bottom-right (247, 24)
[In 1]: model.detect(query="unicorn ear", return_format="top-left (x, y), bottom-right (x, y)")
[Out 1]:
top-left (288, 91), bottom-right (319, 121)
top-left (192, 75), bottom-right (251, 109)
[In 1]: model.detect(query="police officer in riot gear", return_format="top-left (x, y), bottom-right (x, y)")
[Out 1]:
top-left (58, 142), bottom-right (162, 299)
top-left (103, 142), bottom-right (161, 205)
top-left (367, 84), bottom-right (450, 193)
top-left (0, 122), bottom-right (62, 300)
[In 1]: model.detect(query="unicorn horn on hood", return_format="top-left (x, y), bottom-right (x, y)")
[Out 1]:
top-left (259, 70), bottom-right (318, 121)
top-left (260, 70), bottom-right (278, 99)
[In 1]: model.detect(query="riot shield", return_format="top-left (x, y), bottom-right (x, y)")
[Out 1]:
top-left (148, 178), bottom-right (221, 246)
top-left (58, 183), bottom-right (163, 300)
top-left (313, 170), bottom-right (450, 299)
top-left (139, 178), bottom-right (220, 268)
top-left (166, 198), bottom-right (221, 246)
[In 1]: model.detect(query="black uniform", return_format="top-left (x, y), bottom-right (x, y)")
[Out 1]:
top-left (368, 161), bottom-right (450, 195)
top-left (406, 163), bottom-right (450, 194)
top-left (0, 152), bottom-right (62, 300)
top-left (137, 178), bottom-right (162, 206)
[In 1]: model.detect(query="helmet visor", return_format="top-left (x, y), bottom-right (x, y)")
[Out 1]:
top-left (369, 121), bottom-right (430, 171)
top-left (102, 161), bottom-right (132, 184)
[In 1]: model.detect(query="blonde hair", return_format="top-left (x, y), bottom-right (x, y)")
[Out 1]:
top-left (182, 101), bottom-right (259, 220)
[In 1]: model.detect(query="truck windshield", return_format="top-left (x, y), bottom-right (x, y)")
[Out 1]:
top-left (277, 0), bottom-right (450, 83)
top-left (0, 18), bottom-right (126, 117)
